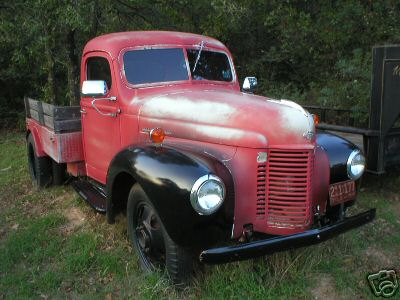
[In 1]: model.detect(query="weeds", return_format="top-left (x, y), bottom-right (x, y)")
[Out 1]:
top-left (0, 133), bottom-right (399, 299)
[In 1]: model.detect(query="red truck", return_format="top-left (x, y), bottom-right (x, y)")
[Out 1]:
top-left (25, 31), bottom-right (375, 285)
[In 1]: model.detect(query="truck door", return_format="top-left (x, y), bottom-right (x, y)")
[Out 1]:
top-left (81, 53), bottom-right (120, 184)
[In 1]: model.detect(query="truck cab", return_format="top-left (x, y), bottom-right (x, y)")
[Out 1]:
top-left (26, 31), bottom-right (375, 286)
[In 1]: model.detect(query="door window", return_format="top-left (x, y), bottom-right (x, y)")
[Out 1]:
top-left (87, 57), bottom-right (112, 90)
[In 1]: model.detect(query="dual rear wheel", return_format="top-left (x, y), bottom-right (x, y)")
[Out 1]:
top-left (27, 133), bottom-right (66, 188)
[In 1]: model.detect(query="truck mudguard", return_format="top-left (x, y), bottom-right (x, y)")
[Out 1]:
top-left (316, 131), bottom-right (359, 183)
top-left (106, 144), bottom-right (234, 248)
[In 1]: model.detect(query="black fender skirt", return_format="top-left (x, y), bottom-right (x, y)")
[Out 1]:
top-left (106, 144), bottom-right (234, 248)
top-left (316, 131), bottom-right (360, 183)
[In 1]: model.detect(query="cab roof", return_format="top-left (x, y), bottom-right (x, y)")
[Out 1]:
top-left (83, 31), bottom-right (229, 59)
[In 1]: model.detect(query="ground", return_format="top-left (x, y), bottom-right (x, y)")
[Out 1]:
top-left (0, 131), bottom-right (399, 299)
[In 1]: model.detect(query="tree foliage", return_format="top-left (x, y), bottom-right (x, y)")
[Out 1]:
top-left (1, 0), bottom-right (400, 126)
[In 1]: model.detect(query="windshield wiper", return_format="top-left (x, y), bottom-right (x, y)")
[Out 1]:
top-left (192, 40), bottom-right (204, 72)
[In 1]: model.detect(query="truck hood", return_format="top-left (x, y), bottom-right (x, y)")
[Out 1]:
top-left (137, 87), bottom-right (315, 148)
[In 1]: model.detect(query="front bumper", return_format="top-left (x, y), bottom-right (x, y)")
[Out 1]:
top-left (200, 208), bottom-right (376, 264)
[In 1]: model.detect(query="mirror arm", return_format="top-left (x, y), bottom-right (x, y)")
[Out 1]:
top-left (93, 96), bottom-right (117, 101)
top-left (91, 97), bottom-right (118, 117)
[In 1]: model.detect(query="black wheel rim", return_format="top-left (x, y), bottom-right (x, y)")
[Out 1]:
top-left (133, 201), bottom-right (166, 270)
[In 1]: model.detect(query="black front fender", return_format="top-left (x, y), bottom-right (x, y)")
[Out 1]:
top-left (316, 131), bottom-right (360, 183)
top-left (106, 144), bottom-right (234, 248)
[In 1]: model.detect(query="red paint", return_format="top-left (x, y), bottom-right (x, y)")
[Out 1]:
top-left (27, 118), bottom-right (83, 162)
top-left (67, 162), bottom-right (87, 177)
top-left (312, 147), bottom-right (330, 215)
top-left (27, 31), bottom-right (346, 238)
top-left (26, 119), bottom-right (46, 157)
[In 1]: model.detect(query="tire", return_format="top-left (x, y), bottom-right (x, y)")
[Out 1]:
top-left (52, 160), bottom-right (66, 185)
top-left (127, 184), bottom-right (193, 287)
top-left (27, 134), bottom-right (52, 188)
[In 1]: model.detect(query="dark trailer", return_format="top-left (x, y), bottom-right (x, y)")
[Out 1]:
top-left (305, 45), bottom-right (400, 174)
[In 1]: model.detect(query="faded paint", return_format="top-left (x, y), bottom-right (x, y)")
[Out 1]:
top-left (26, 118), bottom-right (84, 163)
top-left (138, 86), bottom-right (313, 148)
top-left (28, 31), bottom-right (341, 239)
top-left (142, 96), bottom-right (237, 124)
top-left (164, 137), bottom-right (237, 162)
top-left (267, 99), bottom-right (315, 138)
top-left (84, 31), bottom-right (228, 62)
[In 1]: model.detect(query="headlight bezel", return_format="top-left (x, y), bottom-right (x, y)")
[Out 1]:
top-left (190, 174), bottom-right (225, 215)
top-left (347, 149), bottom-right (366, 180)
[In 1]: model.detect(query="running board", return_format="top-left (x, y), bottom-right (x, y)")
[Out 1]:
top-left (71, 180), bottom-right (107, 213)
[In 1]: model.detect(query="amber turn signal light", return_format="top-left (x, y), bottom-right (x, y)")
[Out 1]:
top-left (312, 114), bottom-right (320, 125)
top-left (150, 128), bottom-right (166, 144)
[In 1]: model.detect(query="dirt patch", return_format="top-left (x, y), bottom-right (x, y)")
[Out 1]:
top-left (311, 274), bottom-right (339, 300)
top-left (53, 194), bottom-right (71, 203)
top-left (365, 246), bottom-right (398, 269)
top-left (391, 201), bottom-right (400, 220)
top-left (60, 207), bottom-right (86, 235)
top-left (0, 226), bottom-right (7, 244)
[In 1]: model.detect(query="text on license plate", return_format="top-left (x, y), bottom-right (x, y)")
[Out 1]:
top-left (329, 180), bottom-right (356, 206)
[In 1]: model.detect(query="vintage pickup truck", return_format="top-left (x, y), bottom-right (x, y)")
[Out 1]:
top-left (25, 31), bottom-right (375, 285)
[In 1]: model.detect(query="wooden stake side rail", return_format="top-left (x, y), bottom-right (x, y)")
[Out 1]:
top-left (24, 97), bottom-right (81, 133)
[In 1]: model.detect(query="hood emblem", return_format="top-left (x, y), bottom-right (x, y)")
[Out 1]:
top-left (303, 130), bottom-right (315, 140)
top-left (257, 152), bottom-right (268, 163)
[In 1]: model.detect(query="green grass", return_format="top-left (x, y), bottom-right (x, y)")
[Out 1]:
top-left (0, 131), bottom-right (399, 299)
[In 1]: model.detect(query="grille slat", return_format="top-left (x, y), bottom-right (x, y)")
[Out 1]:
top-left (256, 163), bottom-right (267, 217)
top-left (269, 181), bottom-right (308, 186)
top-left (256, 149), bottom-right (313, 228)
top-left (270, 163), bottom-right (308, 167)
top-left (270, 191), bottom-right (307, 196)
top-left (269, 187), bottom-right (307, 192)
top-left (268, 205), bottom-right (307, 211)
top-left (268, 153), bottom-right (309, 158)
top-left (268, 200), bottom-right (308, 207)
top-left (269, 157), bottom-right (309, 162)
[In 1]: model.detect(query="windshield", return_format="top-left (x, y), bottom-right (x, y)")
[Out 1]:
top-left (123, 48), bottom-right (188, 85)
top-left (123, 47), bottom-right (233, 85)
top-left (187, 49), bottom-right (233, 82)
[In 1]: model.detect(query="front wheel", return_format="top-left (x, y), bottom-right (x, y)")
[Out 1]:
top-left (127, 184), bottom-right (193, 287)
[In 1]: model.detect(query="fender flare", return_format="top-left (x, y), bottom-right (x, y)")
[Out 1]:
top-left (106, 144), bottom-right (234, 248)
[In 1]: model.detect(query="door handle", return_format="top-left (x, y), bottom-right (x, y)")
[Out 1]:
top-left (80, 109), bottom-right (87, 114)
top-left (91, 97), bottom-right (119, 117)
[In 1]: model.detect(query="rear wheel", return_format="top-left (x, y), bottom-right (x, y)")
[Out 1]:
top-left (27, 134), bottom-right (52, 188)
top-left (127, 184), bottom-right (193, 287)
top-left (52, 160), bottom-right (66, 185)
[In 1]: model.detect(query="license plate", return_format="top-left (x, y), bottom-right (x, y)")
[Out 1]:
top-left (329, 180), bottom-right (356, 206)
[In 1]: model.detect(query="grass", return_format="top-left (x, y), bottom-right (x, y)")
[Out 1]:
top-left (0, 131), bottom-right (399, 299)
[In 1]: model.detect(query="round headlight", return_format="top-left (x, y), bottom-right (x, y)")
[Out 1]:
top-left (347, 150), bottom-right (365, 180)
top-left (190, 174), bottom-right (225, 215)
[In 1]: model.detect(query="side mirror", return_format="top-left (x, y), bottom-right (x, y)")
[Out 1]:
top-left (242, 77), bottom-right (257, 93)
top-left (81, 80), bottom-right (108, 97)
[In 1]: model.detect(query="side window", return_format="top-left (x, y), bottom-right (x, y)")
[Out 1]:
top-left (87, 57), bottom-right (112, 90)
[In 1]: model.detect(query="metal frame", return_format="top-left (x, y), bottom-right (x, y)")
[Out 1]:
top-left (303, 45), bottom-right (400, 174)
top-left (200, 208), bottom-right (376, 264)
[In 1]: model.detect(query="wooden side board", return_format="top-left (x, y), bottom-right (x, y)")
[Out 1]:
top-left (24, 97), bottom-right (81, 133)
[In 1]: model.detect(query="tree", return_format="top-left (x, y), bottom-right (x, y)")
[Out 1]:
top-left (1, 0), bottom-right (400, 128)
